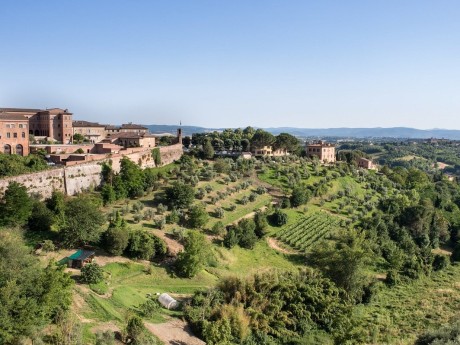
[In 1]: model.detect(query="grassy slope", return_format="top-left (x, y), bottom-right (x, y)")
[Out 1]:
top-left (74, 160), bottom-right (460, 344)
top-left (358, 264), bottom-right (460, 344)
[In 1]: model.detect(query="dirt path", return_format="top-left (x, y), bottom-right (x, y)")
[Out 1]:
top-left (151, 229), bottom-right (184, 255)
top-left (230, 205), bottom-right (269, 225)
top-left (267, 237), bottom-right (298, 255)
top-left (145, 319), bottom-right (205, 345)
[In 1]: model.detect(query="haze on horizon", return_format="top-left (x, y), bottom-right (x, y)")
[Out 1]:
top-left (1, 0), bottom-right (459, 130)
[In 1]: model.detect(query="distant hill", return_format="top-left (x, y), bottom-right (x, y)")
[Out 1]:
top-left (145, 125), bottom-right (460, 140)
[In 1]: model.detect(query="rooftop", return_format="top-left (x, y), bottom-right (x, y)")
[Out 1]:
top-left (0, 114), bottom-right (30, 121)
top-left (73, 120), bottom-right (106, 128)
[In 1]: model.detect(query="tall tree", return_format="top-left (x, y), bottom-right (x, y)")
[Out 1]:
top-left (0, 230), bottom-right (73, 343)
top-left (165, 181), bottom-right (195, 209)
top-left (250, 129), bottom-right (275, 149)
top-left (176, 231), bottom-right (210, 277)
top-left (0, 181), bottom-right (32, 227)
top-left (274, 133), bottom-right (301, 153)
top-left (309, 229), bottom-right (372, 302)
top-left (203, 139), bottom-right (215, 159)
top-left (60, 195), bottom-right (105, 247)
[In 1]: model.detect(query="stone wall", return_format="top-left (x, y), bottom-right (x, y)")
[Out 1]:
top-left (0, 144), bottom-right (183, 198)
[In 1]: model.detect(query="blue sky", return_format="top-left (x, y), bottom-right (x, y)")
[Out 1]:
top-left (1, 0), bottom-right (459, 129)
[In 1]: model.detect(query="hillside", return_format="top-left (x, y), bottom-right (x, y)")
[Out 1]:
top-left (146, 124), bottom-right (460, 139)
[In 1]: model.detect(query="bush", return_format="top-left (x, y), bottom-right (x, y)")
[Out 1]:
top-left (187, 204), bottom-right (209, 228)
top-left (133, 214), bottom-right (142, 223)
top-left (432, 254), bottom-right (449, 271)
top-left (42, 240), bottom-right (55, 252)
top-left (272, 209), bottom-right (288, 226)
top-left (81, 263), bottom-right (104, 284)
top-left (166, 209), bottom-right (180, 224)
top-left (132, 201), bottom-right (144, 213)
top-left (290, 185), bottom-right (310, 207)
top-left (281, 198), bottom-right (291, 209)
top-left (104, 226), bottom-right (129, 256)
top-left (138, 298), bottom-right (161, 318)
top-left (211, 221), bottom-right (226, 236)
top-left (214, 207), bottom-right (225, 219)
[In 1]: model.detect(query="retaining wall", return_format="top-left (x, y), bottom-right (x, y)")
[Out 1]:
top-left (0, 144), bottom-right (183, 199)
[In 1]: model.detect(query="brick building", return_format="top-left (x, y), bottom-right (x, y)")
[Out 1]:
top-left (0, 107), bottom-right (73, 144)
top-left (101, 132), bottom-right (156, 149)
top-left (306, 141), bottom-right (336, 163)
top-left (0, 114), bottom-right (30, 156)
top-left (73, 120), bottom-right (107, 143)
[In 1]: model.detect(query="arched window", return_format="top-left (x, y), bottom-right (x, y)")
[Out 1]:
top-left (4, 144), bottom-right (11, 154)
top-left (16, 144), bottom-right (23, 156)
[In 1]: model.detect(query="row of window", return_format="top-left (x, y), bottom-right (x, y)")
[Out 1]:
top-left (3, 144), bottom-right (23, 156)
top-left (4, 123), bottom-right (27, 128)
top-left (0, 132), bottom-right (26, 139)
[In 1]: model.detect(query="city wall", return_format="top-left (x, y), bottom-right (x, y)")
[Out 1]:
top-left (0, 144), bottom-right (183, 199)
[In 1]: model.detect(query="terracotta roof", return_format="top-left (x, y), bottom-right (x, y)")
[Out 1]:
top-left (121, 123), bottom-right (147, 130)
top-left (0, 107), bottom-right (42, 113)
top-left (109, 132), bottom-right (154, 139)
top-left (73, 120), bottom-right (105, 128)
top-left (0, 114), bottom-right (29, 121)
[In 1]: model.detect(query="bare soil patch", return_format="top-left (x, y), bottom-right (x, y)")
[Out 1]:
top-left (150, 229), bottom-right (184, 255)
top-left (144, 319), bottom-right (205, 345)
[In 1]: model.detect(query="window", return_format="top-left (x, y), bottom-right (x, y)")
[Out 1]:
top-left (19, 124), bottom-right (23, 128)
top-left (14, 133), bottom-right (17, 138)
top-left (6, 124), bottom-right (10, 128)
top-left (22, 132), bottom-right (25, 138)
top-left (7, 133), bottom-right (10, 138)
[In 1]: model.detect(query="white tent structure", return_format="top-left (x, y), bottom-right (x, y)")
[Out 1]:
top-left (158, 293), bottom-right (179, 310)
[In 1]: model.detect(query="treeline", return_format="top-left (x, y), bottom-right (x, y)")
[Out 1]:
top-left (188, 127), bottom-right (301, 157)
top-left (359, 165), bottom-right (460, 283)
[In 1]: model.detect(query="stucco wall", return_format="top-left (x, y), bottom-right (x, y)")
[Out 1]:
top-left (0, 144), bottom-right (183, 199)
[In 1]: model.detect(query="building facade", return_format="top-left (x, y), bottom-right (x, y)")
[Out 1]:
top-left (0, 107), bottom-right (73, 144)
top-left (102, 132), bottom-right (156, 149)
top-left (306, 141), bottom-right (336, 163)
top-left (73, 121), bottom-right (107, 143)
top-left (0, 114), bottom-right (30, 156)
top-left (357, 157), bottom-right (376, 170)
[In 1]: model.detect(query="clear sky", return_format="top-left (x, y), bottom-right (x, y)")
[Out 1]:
top-left (1, 0), bottom-right (459, 129)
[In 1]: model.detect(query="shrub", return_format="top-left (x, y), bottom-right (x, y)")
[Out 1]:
top-left (133, 214), bottom-right (142, 223)
top-left (42, 240), bottom-right (55, 252)
top-left (211, 221), bottom-right (226, 236)
top-left (138, 298), bottom-right (161, 318)
top-left (81, 263), bottom-right (104, 284)
top-left (187, 204), bottom-right (209, 229)
top-left (166, 208), bottom-right (181, 224)
top-left (104, 226), bottom-right (129, 256)
top-left (132, 201), bottom-right (144, 213)
top-left (432, 254), bottom-right (449, 271)
top-left (214, 207), bottom-right (225, 219)
top-left (272, 209), bottom-right (288, 226)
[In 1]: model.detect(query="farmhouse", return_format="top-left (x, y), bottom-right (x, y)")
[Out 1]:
top-left (306, 141), bottom-right (336, 163)
top-left (357, 157), bottom-right (376, 170)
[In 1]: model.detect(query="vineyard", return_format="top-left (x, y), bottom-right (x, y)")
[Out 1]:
top-left (276, 212), bottom-right (340, 251)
